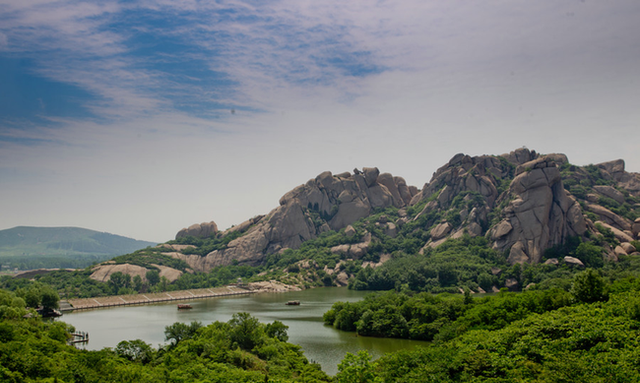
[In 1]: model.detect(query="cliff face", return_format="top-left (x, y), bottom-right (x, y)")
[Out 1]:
top-left (172, 167), bottom-right (417, 270)
top-left (167, 148), bottom-right (640, 271)
top-left (489, 157), bottom-right (586, 264)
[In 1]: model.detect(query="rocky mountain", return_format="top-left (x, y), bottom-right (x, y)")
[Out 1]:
top-left (89, 148), bottom-right (639, 291)
top-left (162, 148), bottom-right (639, 275)
top-left (167, 167), bottom-right (418, 271)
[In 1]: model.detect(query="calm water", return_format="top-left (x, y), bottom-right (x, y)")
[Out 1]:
top-left (61, 287), bottom-right (428, 375)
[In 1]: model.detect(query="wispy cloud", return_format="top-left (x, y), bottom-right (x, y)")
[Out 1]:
top-left (2, 0), bottom-right (640, 240)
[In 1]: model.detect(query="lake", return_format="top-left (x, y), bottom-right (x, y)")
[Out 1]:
top-left (60, 287), bottom-right (428, 375)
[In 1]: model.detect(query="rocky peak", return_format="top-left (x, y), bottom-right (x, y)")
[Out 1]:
top-left (168, 149), bottom-right (639, 272)
top-left (173, 168), bottom-right (418, 270)
top-left (490, 156), bottom-right (587, 263)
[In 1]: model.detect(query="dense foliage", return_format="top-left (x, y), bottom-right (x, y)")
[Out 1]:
top-left (0, 262), bottom-right (265, 298)
top-left (324, 288), bottom-right (573, 341)
top-left (0, 253), bottom-right (114, 271)
top-left (328, 271), bottom-right (640, 382)
top-left (370, 290), bottom-right (640, 382)
top-left (4, 269), bottom-right (640, 382)
top-left (0, 297), bottom-right (330, 383)
top-left (348, 236), bottom-right (505, 293)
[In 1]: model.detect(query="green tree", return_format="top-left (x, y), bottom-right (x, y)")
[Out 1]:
top-left (109, 272), bottom-right (131, 294)
top-left (132, 275), bottom-right (143, 292)
top-left (229, 312), bottom-right (263, 350)
top-left (40, 285), bottom-right (59, 310)
top-left (164, 321), bottom-right (202, 346)
top-left (574, 242), bottom-right (604, 268)
top-left (571, 269), bottom-right (608, 304)
top-left (22, 287), bottom-right (41, 308)
top-left (146, 270), bottom-right (160, 286)
top-left (115, 339), bottom-right (154, 364)
top-left (265, 320), bottom-right (289, 342)
top-left (335, 350), bottom-right (379, 383)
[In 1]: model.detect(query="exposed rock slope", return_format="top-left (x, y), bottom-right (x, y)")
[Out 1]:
top-left (490, 157), bottom-right (586, 264)
top-left (159, 148), bottom-right (639, 272)
top-left (171, 168), bottom-right (417, 270)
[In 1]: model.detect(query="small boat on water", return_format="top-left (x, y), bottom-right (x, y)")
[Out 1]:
top-left (285, 301), bottom-right (300, 306)
top-left (177, 304), bottom-right (192, 310)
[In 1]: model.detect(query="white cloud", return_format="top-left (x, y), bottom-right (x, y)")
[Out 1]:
top-left (1, 0), bottom-right (640, 240)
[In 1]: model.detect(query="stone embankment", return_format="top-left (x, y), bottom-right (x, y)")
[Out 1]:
top-left (63, 281), bottom-right (300, 311)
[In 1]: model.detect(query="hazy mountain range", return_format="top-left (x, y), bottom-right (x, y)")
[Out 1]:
top-left (0, 227), bottom-right (156, 269)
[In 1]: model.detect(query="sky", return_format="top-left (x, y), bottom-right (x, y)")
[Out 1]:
top-left (1, 0), bottom-right (639, 243)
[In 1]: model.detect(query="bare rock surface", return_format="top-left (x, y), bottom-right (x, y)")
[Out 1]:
top-left (490, 156), bottom-right (587, 264)
top-left (176, 221), bottom-right (218, 239)
top-left (564, 256), bottom-right (585, 267)
top-left (595, 221), bottom-right (635, 243)
top-left (588, 205), bottom-right (632, 231)
top-left (90, 263), bottom-right (149, 282)
top-left (175, 168), bottom-right (416, 269)
top-left (593, 185), bottom-right (626, 204)
top-left (89, 263), bottom-right (183, 283)
top-left (247, 280), bottom-right (302, 292)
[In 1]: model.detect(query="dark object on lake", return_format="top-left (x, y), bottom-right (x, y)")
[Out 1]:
top-left (70, 331), bottom-right (89, 344)
top-left (177, 304), bottom-right (192, 310)
top-left (38, 307), bottom-right (62, 317)
top-left (285, 301), bottom-right (300, 306)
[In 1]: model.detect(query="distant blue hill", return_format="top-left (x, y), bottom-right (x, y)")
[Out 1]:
top-left (0, 226), bottom-right (157, 270)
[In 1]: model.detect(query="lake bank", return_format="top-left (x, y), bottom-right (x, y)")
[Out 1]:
top-left (63, 280), bottom-right (300, 311)
top-left (61, 287), bottom-right (429, 375)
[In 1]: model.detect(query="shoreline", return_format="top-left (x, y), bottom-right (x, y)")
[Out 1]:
top-left (62, 281), bottom-right (301, 311)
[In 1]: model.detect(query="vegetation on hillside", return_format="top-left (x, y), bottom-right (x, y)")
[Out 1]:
top-left (4, 269), bottom-right (640, 381)
top-left (0, 226), bottom-right (157, 270)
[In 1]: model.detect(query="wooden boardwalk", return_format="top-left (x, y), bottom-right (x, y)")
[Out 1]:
top-left (63, 286), bottom-right (254, 311)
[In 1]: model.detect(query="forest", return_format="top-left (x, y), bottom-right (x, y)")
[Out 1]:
top-left (3, 268), bottom-right (640, 382)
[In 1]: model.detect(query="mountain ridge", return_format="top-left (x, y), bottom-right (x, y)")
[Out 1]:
top-left (82, 148), bottom-right (640, 293)
top-left (0, 226), bottom-right (157, 258)
top-left (164, 148), bottom-right (639, 272)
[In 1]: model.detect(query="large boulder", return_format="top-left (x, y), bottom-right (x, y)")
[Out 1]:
top-left (489, 156), bottom-right (587, 264)
top-left (431, 222), bottom-right (453, 240)
top-left (593, 185), bottom-right (626, 204)
top-left (176, 221), bottom-right (218, 239)
top-left (595, 221), bottom-right (634, 243)
top-left (564, 256), bottom-right (585, 267)
top-left (587, 204), bottom-right (632, 231)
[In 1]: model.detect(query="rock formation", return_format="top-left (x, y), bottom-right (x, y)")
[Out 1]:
top-left (166, 148), bottom-right (639, 271)
top-left (176, 221), bottom-right (218, 239)
top-left (171, 168), bottom-right (417, 269)
top-left (489, 156), bottom-right (587, 263)
top-left (89, 263), bottom-right (183, 283)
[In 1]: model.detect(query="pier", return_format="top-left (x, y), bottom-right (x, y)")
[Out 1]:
top-left (70, 331), bottom-right (89, 344)
top-left (62, 285), bottom-right (255, 311)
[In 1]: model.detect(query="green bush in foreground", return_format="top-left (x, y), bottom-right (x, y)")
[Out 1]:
top-left (0, 305), bottom-right (330, 383)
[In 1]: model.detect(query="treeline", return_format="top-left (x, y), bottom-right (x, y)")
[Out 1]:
top-left (0, 254), bottom-right (115, 271)
top-left (0, 262), bottom-right (264, 299)
top-left (328, 270), bottom-right (640, 382)
top-left (324, 269), bottom-right (612, 341)
top-left (338, 289), bottom-right (640, 382)
top-left (324, 287), bottom-right (574, 341)
top-left (0, 292), bottom-right (330, 382)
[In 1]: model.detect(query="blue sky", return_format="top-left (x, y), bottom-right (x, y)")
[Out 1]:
top-left (1, 0), bottom-right (640, 242)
